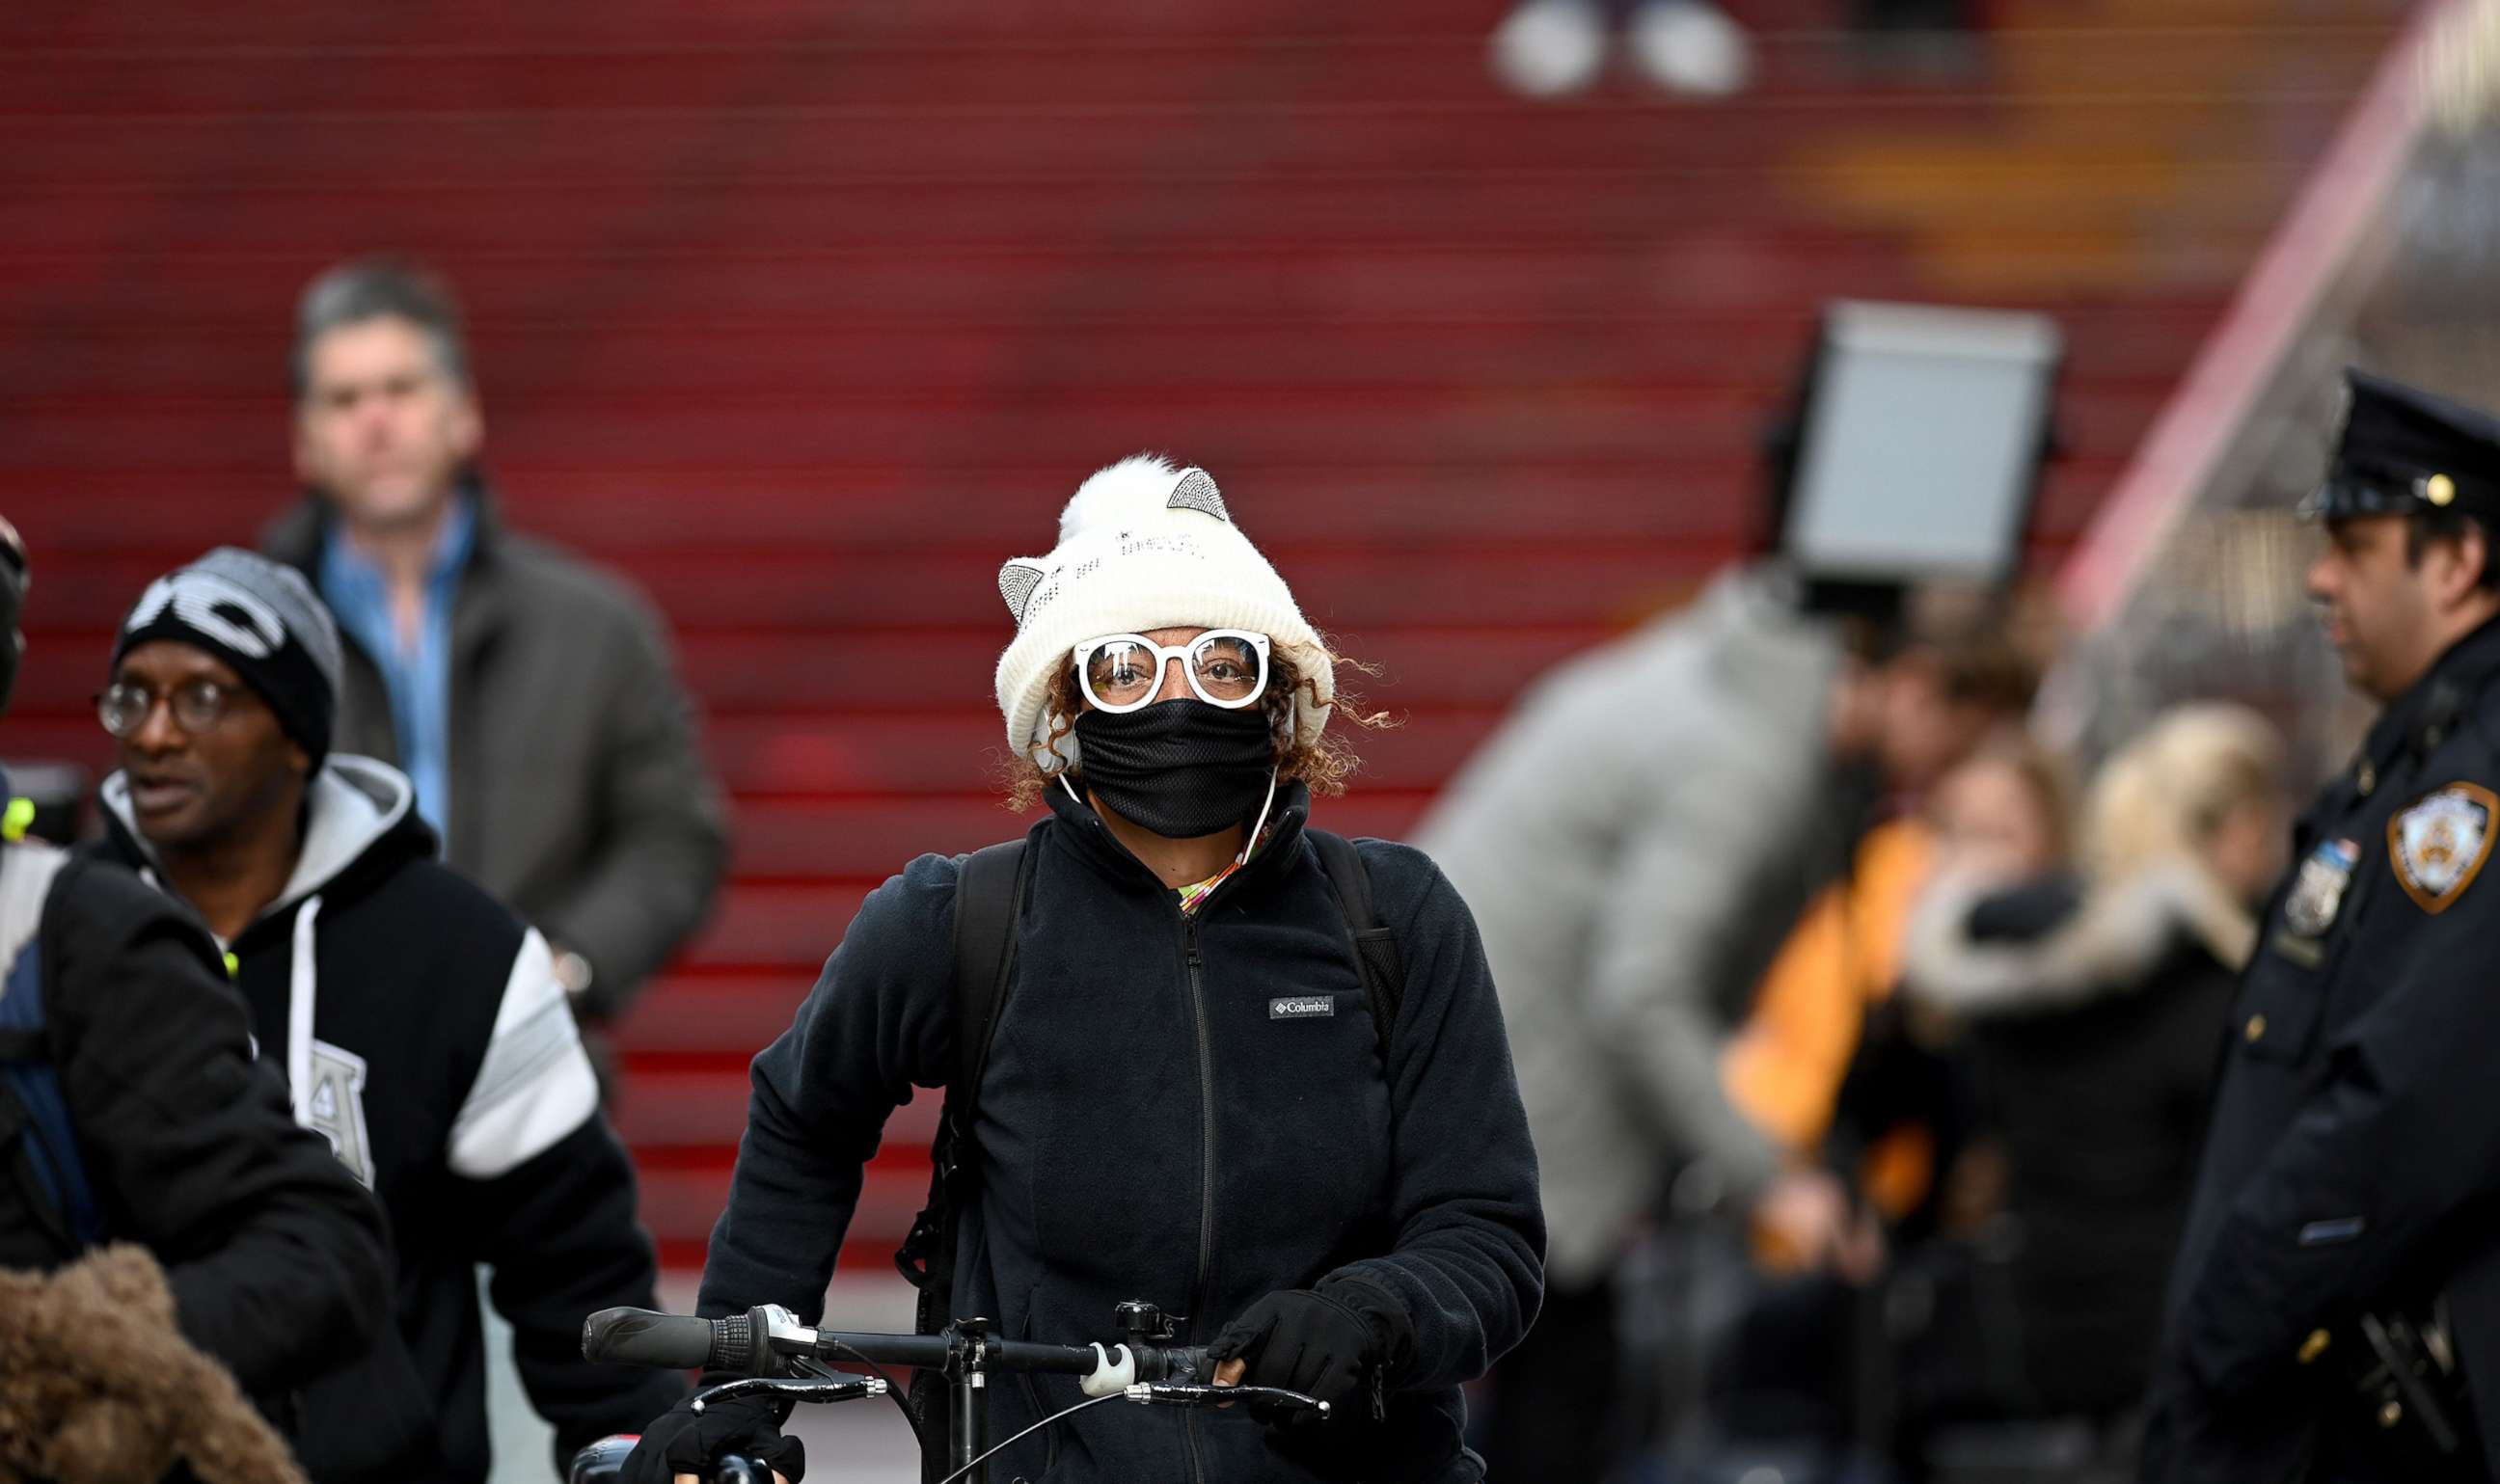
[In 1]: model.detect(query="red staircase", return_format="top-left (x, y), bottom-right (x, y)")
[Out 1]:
top-left (0, 0), bottom-right (2404, 1279)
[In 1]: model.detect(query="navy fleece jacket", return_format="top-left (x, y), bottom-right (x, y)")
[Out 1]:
top-left (697, 784), bottom-right (1544, 1483)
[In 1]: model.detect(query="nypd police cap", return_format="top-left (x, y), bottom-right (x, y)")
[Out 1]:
top-left (2306, 368), bottom-right (2500, 522)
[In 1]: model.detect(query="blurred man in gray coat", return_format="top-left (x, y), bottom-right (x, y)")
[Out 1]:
top-left (261, 258), bottom-right (727, 1032)
top-left (1417, 564), bottom-right (2033, 1480)
top-left (260, 256), bottom-right (729, 1484)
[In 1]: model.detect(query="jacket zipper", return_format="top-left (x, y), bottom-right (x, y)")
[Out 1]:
top-left (1180, 912), bottom-right (1213, 1484)
top-left (1090, 798), bottom-right (1264, 1484)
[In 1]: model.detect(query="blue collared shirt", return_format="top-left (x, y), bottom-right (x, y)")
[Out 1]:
top-left (318, 499), bottom-right (476, 844)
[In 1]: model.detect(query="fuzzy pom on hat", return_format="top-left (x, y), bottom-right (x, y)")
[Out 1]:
top-left (994, 456), bottom-right (1332, 770)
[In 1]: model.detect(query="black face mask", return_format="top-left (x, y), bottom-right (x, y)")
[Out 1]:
top-left (1073, 700), bottom-right (1277, 840)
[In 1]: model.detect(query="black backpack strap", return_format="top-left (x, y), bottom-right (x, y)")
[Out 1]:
top-left (1308, 829), bottom-right (1405, 1058)
top-left (950, 840), bottom-right (1030, 1098)
top-left (898, 839), bottom-right (1029, 1484)
top-left (894, 840), bottom-right (1030, 1309)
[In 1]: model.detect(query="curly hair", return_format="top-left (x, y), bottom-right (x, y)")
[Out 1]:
top-left (1000, 640), bottom-right (1393, 812)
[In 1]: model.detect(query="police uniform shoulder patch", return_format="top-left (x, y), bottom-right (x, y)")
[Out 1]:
top-left (2389, 782), bottom-right (2499, 914)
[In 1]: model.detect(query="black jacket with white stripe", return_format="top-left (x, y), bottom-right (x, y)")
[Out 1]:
top-left (93, 755), bottom-right (683, 1483)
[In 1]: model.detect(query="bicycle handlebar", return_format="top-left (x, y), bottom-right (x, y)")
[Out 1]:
top-left (571, 1307), bottom-right (1323, 1484)
top-left (583, 1306), bottom-right (1215, 1393)
top-left (581, 1307), bottom-right (732, 1370)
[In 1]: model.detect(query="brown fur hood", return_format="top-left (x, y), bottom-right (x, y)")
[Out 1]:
top-left (0, 1244), bottom-right (307, 1484)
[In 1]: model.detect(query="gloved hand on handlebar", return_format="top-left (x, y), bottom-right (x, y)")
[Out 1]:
top-left (618, 1391), bottom-right (804, 1484)
top-left (1208, 1282), bottom-right (1412, 1421)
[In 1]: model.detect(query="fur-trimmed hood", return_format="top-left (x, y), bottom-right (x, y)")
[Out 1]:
top-left (1902, 859), bottom-right (2256, 1019)
top-left (0, 1244), bottom-right (310, 1484)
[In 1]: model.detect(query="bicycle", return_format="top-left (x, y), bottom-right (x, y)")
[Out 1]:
top-left (566, 1299), bottom-right (1327, 1484)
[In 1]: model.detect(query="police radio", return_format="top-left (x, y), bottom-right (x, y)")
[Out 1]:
top-left (2344, 1307), bottom-right (2470, 1461)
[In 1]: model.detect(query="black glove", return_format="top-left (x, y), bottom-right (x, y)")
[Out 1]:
top-left (1208, 1286), bottom-right (1399, 1419)
top-left (618, 1392), bottom-right (805, 1483)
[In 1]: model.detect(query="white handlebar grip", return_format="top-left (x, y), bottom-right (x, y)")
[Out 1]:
top-left (1079, 1342), bottom-right (1138, 1398)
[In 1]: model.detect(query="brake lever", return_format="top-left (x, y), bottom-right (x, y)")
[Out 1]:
top-left (1121, 1382), bottom-right (1329, 1417)
top-left (693, 1376), bottom-right (886, 1413)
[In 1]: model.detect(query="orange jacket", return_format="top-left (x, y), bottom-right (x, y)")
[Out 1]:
top-left (1722, 819), bottom-right (1934, 1156)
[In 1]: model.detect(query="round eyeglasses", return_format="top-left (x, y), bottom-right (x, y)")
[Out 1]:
top-left (96, 678), bottom-right (236, 739)
top-left (1073, 630), bottom-right (1271, 713)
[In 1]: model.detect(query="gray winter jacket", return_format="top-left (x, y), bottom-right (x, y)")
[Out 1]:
top-left (263, 488), bottom-right (728, 1021)
top-left (1413, 567), bottom-right (1852, 1284)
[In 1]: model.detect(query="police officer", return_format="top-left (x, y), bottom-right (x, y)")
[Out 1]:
top-left (2145, 369), bottom-right (2500, 1482)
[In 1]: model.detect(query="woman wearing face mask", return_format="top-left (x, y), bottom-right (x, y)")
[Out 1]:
top-left (624, 456), bottom-right (1544, 1484)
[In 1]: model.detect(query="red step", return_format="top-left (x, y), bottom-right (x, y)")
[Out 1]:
top-left (722, 790), bottom-right (1435, 882)
top-left (638, 1159), bottom-right (927, 1251)
top-left (703, 709), bottom-right (1508, 801)
top-left (14, 622), bottom-right (1644, 721)
top-left (614, 970), bottom-right (823, 1058)
top-left (614, 1071), bottom-right (941, 1152)
top-left (0, 26), bottom-right (2388, 119)
top-left (684, 796), bottom-right (1432, 968)
top-left (11, 452), bottom-right (2129, 559)
top-left (3, 377), bottom-right (2174, 474)
top-left (32, 543), bottom-right (1725, 634)
top-left (14, 308), bottom-right (2224, 401)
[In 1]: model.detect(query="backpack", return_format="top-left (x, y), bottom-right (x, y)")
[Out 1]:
top-left (0, 843), bottom-right (102, 1253)
top-left (893, 829), bottom-right (1406, 1475)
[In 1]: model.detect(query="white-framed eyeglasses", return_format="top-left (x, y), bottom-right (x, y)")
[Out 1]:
top-left (1072, 630), bottom-right (1271, 713)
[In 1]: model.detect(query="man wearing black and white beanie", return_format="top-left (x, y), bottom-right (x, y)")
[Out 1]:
top-left (86, 547), bottom-right (684, 1483)
top-left (111, 546), bottom-right (346, 771)
top-left (0, 530), bottom-right (392, 1457)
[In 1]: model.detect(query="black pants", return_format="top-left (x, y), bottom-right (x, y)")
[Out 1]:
top-left (1481, 1275), bottom-right (1622, 1483)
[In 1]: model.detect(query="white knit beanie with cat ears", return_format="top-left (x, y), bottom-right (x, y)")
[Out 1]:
top-left (993, 455), bottom-right (1334, 772)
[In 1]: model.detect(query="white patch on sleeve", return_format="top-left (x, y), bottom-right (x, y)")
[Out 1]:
top-left (448, 928), bottom-right (600, 1179)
